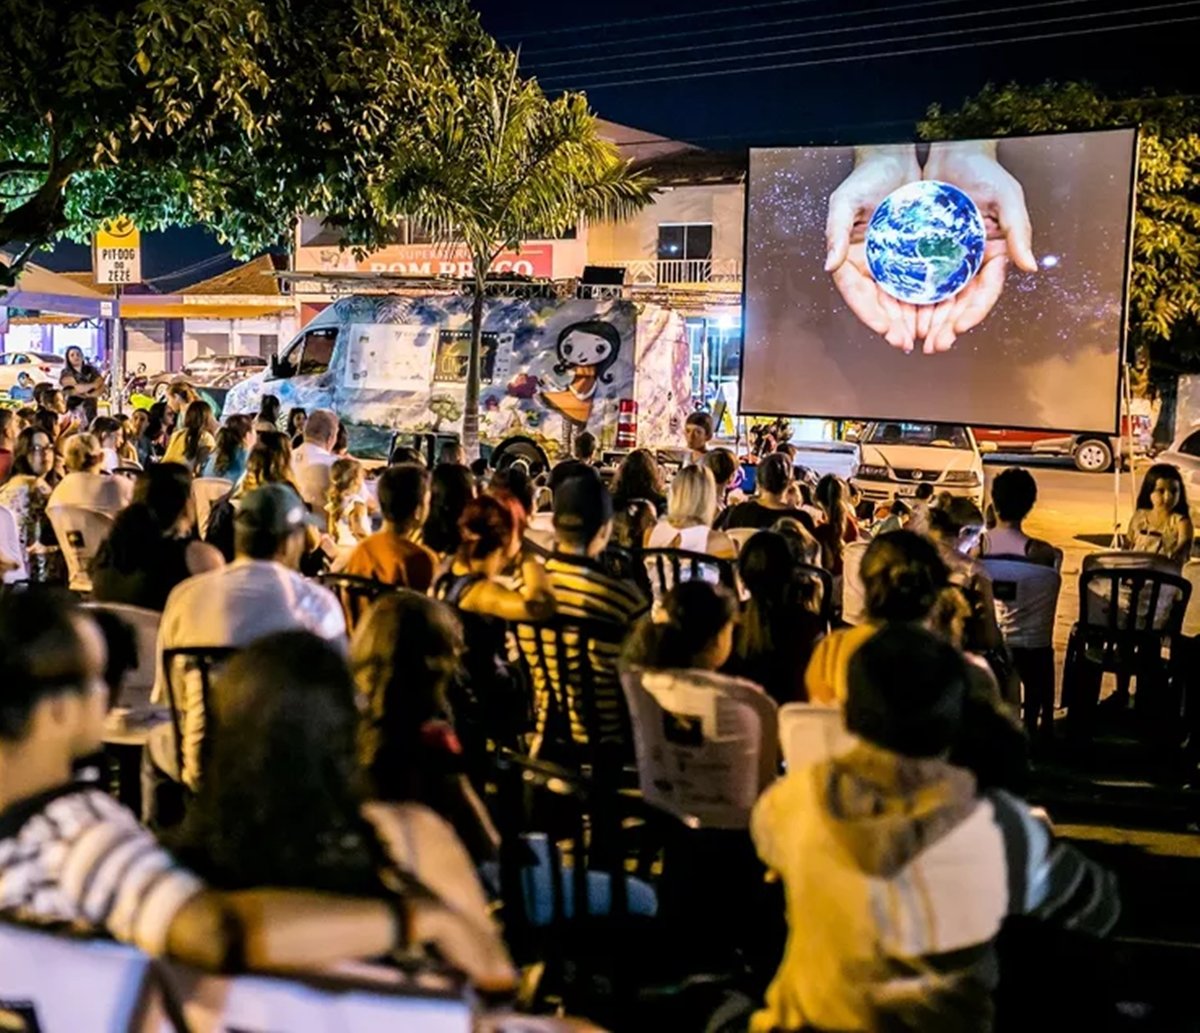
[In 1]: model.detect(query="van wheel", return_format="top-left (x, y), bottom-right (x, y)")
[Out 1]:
top-left (1074, 438), bottom-right (1113, 473)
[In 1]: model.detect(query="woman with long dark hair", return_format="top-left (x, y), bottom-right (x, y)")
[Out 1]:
top-left (1126, 462), bottom-right (1193, 567)
top-left (611, 448), bottom-right (667, 515)
top-left (421, 462), bottom-right (476, 561)
top-left (60, 345), bottom-right (103, 422)
top-left (169, 631), bottom-right (514, 990)
top-left (92, 463), bottom-right (224, 610)
top-left (202, 414), bottom-right (254, 481)
top-left (255, 393), bottom-right (282, 434)
top-left (726, 530), bottom-right (825, 705)
top-left (812, 474), bottom-right (858, 575)
top-left (0, 426), bottom-right (64, 582)
top-left (163, 399), bottom-right (215, 473)
top-left (351, 596), bottom-right (502, 863)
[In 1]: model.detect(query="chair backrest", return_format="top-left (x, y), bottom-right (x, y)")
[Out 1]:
top-left (161, 646), bottom-right (238, 790)
top-left (514, 616), bottom-right (630, 768)
top-left (315, 573), bottom-right (395, 631)
top-left (725, 527), bottom-right (758, 552)
top-left (980, 556), bottom-right (1062, 650)
top-left (0, 502), bottom-right (27, 583)
top-left (149, 960), bottom-right (471, 1033)
top-left (840, 540), bottom-right (871, 626)
top-left (777, 702), bottom-right (856, 771)
top-left (0, 921), bottom-right (152, 1033)
top-left (1078, 566), bottom-right (1192, 639)
top-left (46, 504), bottom-right (115, 592)
top-left (640, 547), bottom-right (735, 601)
top-left (1183, 560), bottom-right (1200, 638)
top-left (83, 602), bottom-right (162, 711)
top-left (620, 667), bottom-right (778, 830)
top-left (191, 478), bottom-right (232, 539)
top-left (1082, 550), bottom-right (1179, 575)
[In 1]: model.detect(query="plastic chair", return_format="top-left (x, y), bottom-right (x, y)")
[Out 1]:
top-left (83, 602), bottom-right (162, 713)
top-left (725, 527), bottom-right (758, 552)
top-left (161, 646), bottom-right (238, 790)
top-left (513, 616), bottom-right (631, 771)
top-left (148, 959), bottom-right (472, 1033)
top-left (640, 547), bottom-right (735, 601)
top-left (0, 501), bottom-right (27, 583)
top-left (46, 504), bottom-right (114, 593)
top-left (0, 920), bottom-right (153, 1033)
top-left (777, 702), bottom-right (856, 771)
top-left (315, 573), bottom-right (397, 631)
top-left (621, 667), bottom-right (778, 830)
top-left (191, 477), bottom-right (232, 539)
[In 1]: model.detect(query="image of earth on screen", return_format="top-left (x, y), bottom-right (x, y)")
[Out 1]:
top-left (741, 129), bottom-right (1136, 433)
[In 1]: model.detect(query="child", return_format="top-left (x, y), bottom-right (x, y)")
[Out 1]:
top-left (326, 457), bottom-right (371, 547)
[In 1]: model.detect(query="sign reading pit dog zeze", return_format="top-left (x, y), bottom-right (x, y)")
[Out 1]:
top-left (93, 216), bottom-right (142, 285)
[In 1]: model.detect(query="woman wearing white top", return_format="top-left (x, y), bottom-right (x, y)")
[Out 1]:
top-left (645, 464), bottom-right (737, 559)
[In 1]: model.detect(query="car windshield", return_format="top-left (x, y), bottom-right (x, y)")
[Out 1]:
top-left (863, 422), bottom-right (971, 450)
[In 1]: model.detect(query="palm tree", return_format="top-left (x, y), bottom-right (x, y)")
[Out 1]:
top-left (392, 52), bottom-right (656, 456)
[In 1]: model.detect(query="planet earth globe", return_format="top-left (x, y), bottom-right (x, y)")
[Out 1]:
top-left (864, 180), bottom-right (986, 305)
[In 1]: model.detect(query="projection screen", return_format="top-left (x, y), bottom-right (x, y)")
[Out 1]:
top-left (741, 129), bottom-right (1137, 433)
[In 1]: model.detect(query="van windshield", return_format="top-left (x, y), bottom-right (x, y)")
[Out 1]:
top-left (863, 422), bottom-right (971, 450)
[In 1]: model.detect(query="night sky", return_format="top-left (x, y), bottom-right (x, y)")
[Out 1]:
top-left (39, 0), bottom-right (1200, 281)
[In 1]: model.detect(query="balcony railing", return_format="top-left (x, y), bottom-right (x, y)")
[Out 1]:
top-left (621, 258), bottom-right (742, 287)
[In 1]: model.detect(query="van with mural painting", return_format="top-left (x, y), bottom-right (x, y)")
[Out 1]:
top-left (221, 293), bottom-right (692, 459)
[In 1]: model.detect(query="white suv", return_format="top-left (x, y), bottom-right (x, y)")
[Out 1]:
top-left (851, 422), bottom-right (987, 508)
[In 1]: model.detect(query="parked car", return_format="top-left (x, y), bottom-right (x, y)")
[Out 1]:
top-left (182, 354), bottom-right (268, 384)
top-left (0, 350), bottom-right (65, 391)
top-left (972, 412), bottom-right (1152, 474)
top-left (851, 422), bottom-right (987, 508)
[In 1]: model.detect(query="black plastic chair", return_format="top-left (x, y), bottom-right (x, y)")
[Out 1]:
top-left (639, 548), bottom-right (736, 601)
top-left (1063, 566), bottom-right (1191, 741)
top-left (315, 573), bottom-right (397, 631)
top-left (160, 646), bottom-right (238, 793)
top-left (513, 615), bottom-right (632, 774)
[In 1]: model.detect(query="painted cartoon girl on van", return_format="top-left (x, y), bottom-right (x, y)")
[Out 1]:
top-left (541, 320), bottom-right (622, 426)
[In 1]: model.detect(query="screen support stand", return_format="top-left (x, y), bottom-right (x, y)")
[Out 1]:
top-left (1110, 363), bottom-right (1135, 549)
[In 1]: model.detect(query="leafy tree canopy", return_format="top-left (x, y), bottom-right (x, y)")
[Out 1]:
top-left (920, 82), bottom-right (1200, 355)
top-left (0, 0), bottom-right (494, 282)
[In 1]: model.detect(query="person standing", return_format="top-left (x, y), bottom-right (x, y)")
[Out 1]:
top-left (684, 411), bottom-right (714, 464)
top-left (0, 409), bottom-right (16, 483)
top-left (59, 345), bottom-right (104, 424)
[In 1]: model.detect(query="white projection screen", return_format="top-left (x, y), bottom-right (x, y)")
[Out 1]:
top-left (741, 129), bottom-right (1137, 433)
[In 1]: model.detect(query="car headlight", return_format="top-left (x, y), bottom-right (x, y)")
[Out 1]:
top-left (855, 464), bottom-right (889, 479)
top-left (942, 470), bottom-right (980, 486)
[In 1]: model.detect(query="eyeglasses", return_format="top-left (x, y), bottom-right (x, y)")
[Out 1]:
top-left (28, 445), bottom-right (51, 454)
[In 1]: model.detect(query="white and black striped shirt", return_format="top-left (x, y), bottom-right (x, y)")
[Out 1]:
top-left (0, 785), bottom-right (202, 955)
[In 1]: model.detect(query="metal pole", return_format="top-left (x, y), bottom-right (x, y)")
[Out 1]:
top-left (110, 284), bottom-right (124, 415)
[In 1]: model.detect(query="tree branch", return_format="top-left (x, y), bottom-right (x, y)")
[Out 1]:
top-left (0, 159), bottom-right (50, 178)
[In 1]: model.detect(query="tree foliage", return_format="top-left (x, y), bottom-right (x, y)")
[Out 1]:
top-left (0, 0), bottom-right (492, 282)
top-left (378, 51), bottom-right (657, 453)
top-left (920, 82), bottom-right (1200, 357)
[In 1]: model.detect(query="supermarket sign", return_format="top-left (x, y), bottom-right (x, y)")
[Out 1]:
top-left (302, 244), bottom-right (554, 279)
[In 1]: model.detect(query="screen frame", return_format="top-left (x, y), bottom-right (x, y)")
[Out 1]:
top-left (737, 125), bottom-right (1140, 436)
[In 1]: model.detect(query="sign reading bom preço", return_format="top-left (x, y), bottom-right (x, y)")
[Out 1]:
top-left (93, 217), bottom-right (142, 285)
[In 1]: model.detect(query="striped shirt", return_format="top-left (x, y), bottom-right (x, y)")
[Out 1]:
top-left (518, 553), bottom-right (647, 753)
top-left (0, 785), bottom-right (203, 955)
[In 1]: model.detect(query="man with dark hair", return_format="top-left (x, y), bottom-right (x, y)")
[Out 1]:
top-left (753, 624), bottom-right (1118, 1033)
top-left (684, 410), bottom-right (714, 463)
top-left (982, 467), bottom-right (1058, 567)
top-left (153, 484), bottom-right (345, 784)
top-left (0, 590), bottom-right (398, 970)
top-left (573, 430), bottom-right (596, 463)
top-left (345, 463), bottom-right (436, 591)
top-left (548, 430), bottom-right (598, 493)
top-left (291, 407), bottom-right (340, 510)
top-left (438, 440), bottom-right (465, 467)
top-left (702, 447), bottom-right (739, 499)
top-left (521, 468), bottom-right (647, 754)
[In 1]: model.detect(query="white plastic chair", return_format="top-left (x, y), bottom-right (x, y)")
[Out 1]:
top-left (0, 501), bottom-right (27, 583)
top-left (980, 556), bottom-right (1062, 650)
top-left (840, 540), bottom-right (871, 626)
top-left (191, 477), bottom-right (232, 538)
top-left (46, 504), bottom-right (114, 593)
top-left (777, 702), bottom-right (856, 771)
top-left (83, 602), bottom-right (162, 713)
top-left (620, 667), bottom-right (779, 830)
top-left (147, 960), bottom-right (472, 1033)
top-left (0, 921), bottom-right (152, 1033)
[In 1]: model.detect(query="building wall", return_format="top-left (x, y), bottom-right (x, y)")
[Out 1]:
top-left (586, 183), bottom-right (745, 264)
top-left (183, 314), bottom-right (297, 363)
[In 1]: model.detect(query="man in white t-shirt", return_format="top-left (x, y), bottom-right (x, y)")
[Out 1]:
top-left (153, 483), bottom-right (346, 785)
top-left (290, 408), bottom-right (340, 511)
top-left (47, 432), bottom-right (132, 516)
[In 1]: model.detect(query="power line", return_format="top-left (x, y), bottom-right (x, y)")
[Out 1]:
top-left (518, 0), bottom-right (983, 56)
top-left (541, 12), bottom-right (1200, 90)
top-left (495, 0), bottom-right (830, 41)
top-left (539, 6), bottom-right (1200, 88)
top-left (528, 0), bottom-right (1098, 70)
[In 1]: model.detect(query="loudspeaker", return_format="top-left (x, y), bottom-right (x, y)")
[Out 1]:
top-left (581, 265), bottom-right (626, 286)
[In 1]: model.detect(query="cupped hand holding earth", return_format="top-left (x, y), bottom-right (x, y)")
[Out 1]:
top-left (827, 140), bottom-right (1035, 353)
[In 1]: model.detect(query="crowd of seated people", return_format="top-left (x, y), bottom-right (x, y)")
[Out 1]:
top-left (0, 392), bottom-right (1173, 1030)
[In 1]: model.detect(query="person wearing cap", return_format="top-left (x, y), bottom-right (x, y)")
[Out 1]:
top-left (151, 483), bottom-right (346, 787)
top-left (517, 468), bottom-right (648, 756)
top-left (750, 625), bottom-right (1118, 1033)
